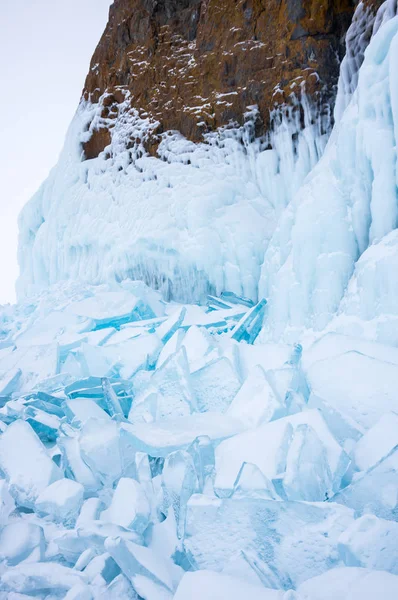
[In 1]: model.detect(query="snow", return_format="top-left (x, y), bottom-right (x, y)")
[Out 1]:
top-left (174, 570), bottom-right (284, 599)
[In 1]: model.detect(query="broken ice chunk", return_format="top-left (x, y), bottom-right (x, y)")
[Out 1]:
top-left (0, 521), bottom-right (45, 566)
top-left (105, 537), bottom-right (183, 594)
top-left (120, 412), bottom-right (243, 458)
top-left (76, 498), bottom-right (103, 528)
top-left (0, 479), bottom-right (15, 525)
top-left (0, 368), bottom-right (22, 396)
top-left (156, 329), bottom-right (185, 369)
top-left (282, 424), bottom-right (333, 502)
top-left (352, 411), bottom-right (398, 472)
top-left (63, 398), bottom-right (111, 425)
top-left (296, 567), bottom-right (398, 600)
top-left (338, 514), bottom-right (398, 573)
top-left (220, 291), bottom-right (255, 308)
top-left (232, 462), bottom-right (276, 500)
top-left (308, 393), bottom-right (363, 449)
top-left (0, 420), bottom-right (62, 507)
top-left (64, 583), bottom-right (94, 600)
top-left (227, 365), bottom-right (285, 429)
top-left (101, 377), bottom-right (124, 419)
top-left (215, 409), bottom-right (349, 497)
top-left (101, 478), bottom-right (150, 533)
top-left (1, 562), bottom-right (86, 595)
top-left (79, 343), bottom-right (115, 378)
top-left (79, 418), bottom-right (122, 487)
top-left (83, 552), bottom-right (120, 585)
top-left (230, 299), bottom-right (267, 344)
top-left (150, 347), bottom-right (197, 419)
top-left (191, 357), bottom-right (241, 413)
top-left (333, 446), bottom-right (398, 520)
top-left (181, 325), bottom-right (217, 371)
top-left (35, 478), bottom-right (84, 524)
top-left (156, 307), bottom-right (186, 345)
top-left (96, 573), bottom-right (139, 599)
top-left (116, 334), bottom-right (161, 380)
top-left (58, 433), bottom-right (101, 493)
top-left (306, 351), bottom-right (398, 430)
top-left (24, 406), bottom-right (61, 442)
top-left (184, 494), bottom-right (353, 587)
top-left (162, 450), bottom-right (198, 538)
top-left (187, 436), bottom-right (215, 493)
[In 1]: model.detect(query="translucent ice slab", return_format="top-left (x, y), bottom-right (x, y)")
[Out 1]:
top-left (191, 357), bottom-right (241, 413)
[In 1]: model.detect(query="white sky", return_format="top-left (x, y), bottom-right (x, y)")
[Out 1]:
top-left (0, 0), bottom-right (113, 304)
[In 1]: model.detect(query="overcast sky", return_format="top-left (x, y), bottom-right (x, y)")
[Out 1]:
top-left (0, 0), bottom-right (113, 304)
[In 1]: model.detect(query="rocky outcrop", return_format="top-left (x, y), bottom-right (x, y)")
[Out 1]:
top-left (82, 0), bottom-right (373, 158)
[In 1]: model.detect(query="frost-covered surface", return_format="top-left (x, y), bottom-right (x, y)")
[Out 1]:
top-left (0, 281), bottom-right (397, 598)
top-left (17, 89), bottom-right (328, 304)
top-left (259, 3), bottom-right (398, 343)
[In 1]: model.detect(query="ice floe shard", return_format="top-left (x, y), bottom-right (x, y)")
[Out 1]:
top-left (215, 409), bottom-right (348, 497)
top-left (120, 412), bottom-right (243, 457)
top-left (306, 351), bottom-right (398, 430)
top-left (232, 462), bottom-right (277, 500)
top-left (282, 424), bottom-right (333, 502)
top-left (186, 435), bottom-right (215, 493)
top-left (149, 347), bottom-right (197, 419)
top-left (0, 420), bottom-right (62, 507)
top-left (101, 477), bottom-right (150, 533)
top-left (156, 307), bottom-right (186, 345)
top-left (0, 521), bottom-right (45, 566)
top-left (1, 562), bottom-right (86, 595)
top-left (0, 479), bottom-right (15, 525)
top-left (333, 446), bottom-right (398, 520)
top-left (101, 377), bottom-right (124, 419)
top-left (0, 368), bottom-right (22, 396)
top-left (227, 365), bottom-right (285, 428)
top-left (35, 478), bottom-right (84, 524)
top-left (191, 357), bottom-right (241, 413)
top-left (352, 411), bottom-right (398, 471)
top-left (79, 418), bottom-right (122, 487)
top-left (230, 299), bottom-right (267, 344)
top-left (161, 450), bottom-right (198, 537)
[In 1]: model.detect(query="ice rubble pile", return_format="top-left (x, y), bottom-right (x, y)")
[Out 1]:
top-left (0, 282), bottom-right (398, 599)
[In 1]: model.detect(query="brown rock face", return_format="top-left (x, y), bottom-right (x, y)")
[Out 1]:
top-left (81, 0), bottom-right (381, 158)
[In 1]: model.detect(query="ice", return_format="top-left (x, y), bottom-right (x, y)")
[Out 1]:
top-left (79, 418), bottom-right (122, 487)
top-left (1, 562), bottom-right (86, 594)
top-left (282, 424), bottom-right (333, 502)
top-left (186, 435), bottom-right (215, 493)
top-left (65, 584), bottom-right (94, 600)
top-left (191, 357), bottom-right (241, 413)
top-left (156, 329), bottom-right (185, 369)
top-left (161, 450), bottom-right (198, 537)
top-left (0, 479), bottom-right (15, 524)
top-left (108, 333), bottom-right (161, 380)
top-left (332, 446), bottom-right (398, 520)
top-left (64, 398), bottom-right (111, 425)
top-left (174, 570), bottom-right (284, 600)
top-left (35, 478), bottom-right (84, 524)
top-left (24, 407), bottom-right (61, 442)
top-left (180, 325), bottom-right (217, 371)
top-left (101, 477), bottom-right (150, 533)
top-left (66, 290), bottom-right (155, 329)
top-left (149, 348), bottom-right (197, 419)
top-left (0, 521), bottom-right (45, 566)
top-left (214, 409), bottom-right (348, 497)
top-left (184, 494), bottom-right (353, 586)
top-left (297, 567), bottom-right (398, 600)
top-left (227, 365), bottom-right (285, 429)
top-left (156, 307), bottom-right (186, 345)
top-left (306, 351), bottom-right (398, 430)
top-left (230, 299), bottom-right (267, 344)
top-left (307, 394), bottom-right (363, 450)
top-left (338, 514), bottom-right (398, 573)
top-left (96, 574), bottom-right (139, 599)
top-left (101, 377), bottom-right (124, 419)
top-left (79, 343), bottom-right (115, 378)
top-left (83, 552), bottom-right (120, 585)
top-left (0, 368), bottom-right (22, 396)
top-left (105, 537), bottom-right (183, 594)
top-left (58, 433), bottom-right (101, 492)
top-left (231, 462), bottom-right (276, 500)
top-left (120, 412), bottom-right (243, 457)
top-left (0, 420), bottom-right (62, 507)
top-left (352, 411), bottom-right (398, 471)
